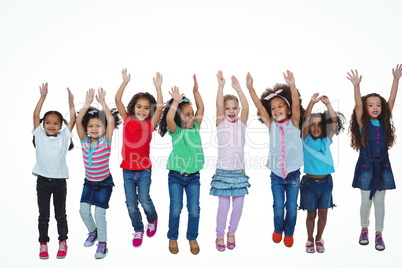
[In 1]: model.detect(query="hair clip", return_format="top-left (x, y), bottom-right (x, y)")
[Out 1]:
top-left (88, 110), bottom-right (98, 115)
top-left (63, 119), bottom-right (68, 124)
top-left (179, 98), bottom-right (190, 104)
top-left (263, 89), bottom-right (290, 107)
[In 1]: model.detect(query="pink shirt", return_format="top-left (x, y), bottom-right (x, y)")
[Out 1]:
top-left (216, 118), bottom-right (246, 170)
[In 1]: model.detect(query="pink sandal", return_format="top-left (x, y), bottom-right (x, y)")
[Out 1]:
top-left (305, 241), bottom-right (315, 253)
top-left (315, 239), bottom-right (325, 253)
top-left (227, 233), bottom-right (236, 250)
top-left (215, 238), bottom-right (226, 252)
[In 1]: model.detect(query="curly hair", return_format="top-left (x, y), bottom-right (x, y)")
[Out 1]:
top-left (126, 92), bottom-right (157, 119)
top-left (308, 111), bottom-right (346, 138)
top-left (80, 106), bottom-right (122, 133)
top-left (349, 93), bottom-right (396, 151)
top-left (158, 96), bottom-right (191, 137)
top-left (258, 83), bottom-right (305, 129)
top-left (32, 110), bottom-right (74, 150)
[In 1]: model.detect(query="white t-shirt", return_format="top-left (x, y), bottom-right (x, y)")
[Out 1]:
top-left (32, 125), bottom-right (72, 179)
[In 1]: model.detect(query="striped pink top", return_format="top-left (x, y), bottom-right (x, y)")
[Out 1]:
top-left (81, 135), bottom-right (111, 182)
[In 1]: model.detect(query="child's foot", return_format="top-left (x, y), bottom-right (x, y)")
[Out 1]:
top-left (315, 239), bottom-right (325, 253)
top-left (94, 242), bottom-right (108, 259)
top-left (284, 236), bottom-right (294, 247)
top-left (272, 231), bottom-right (283, 243)
top-left (305, 241), bottom-right (315, 253)
top-left (189, 240), bottom-right (200, 255)
top-left (359, 229), bottom-right (369, 245)
top-left (169, 239), bottom-right (179, 254)
top-left (216, 237), bottom-right (225, 252)
top-left (56, 240), bottom-right (67, 259)
top-left (84, 229), bottom-right (97, 247)
top-left (227, 233), bottom-right (236, 250)
top-left (375, 234), bottom-right (385, 251)
top-left (39, 243), bottom-right (49, 260)
top-left (132, 231), bottom-right (144, 248)
top-left (146, 219), bottom-right (158, 238)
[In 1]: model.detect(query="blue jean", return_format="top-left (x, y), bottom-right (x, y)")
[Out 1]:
top-left (299, 175), bottom-right (334, 211)
top-left (123, 169), bottom-right (158, 232)
top-left (271, 170), bottom-right (300, 237)
top-left (168, 170), bottom-right (200, 240)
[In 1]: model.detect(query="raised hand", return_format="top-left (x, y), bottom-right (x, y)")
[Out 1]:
top-left (153, 72), bottom-right (163, 88)
top-left (311, 92), bottom-right (321, 103)
top-left (217, 70), bottom-right (225, 86)
top-left (321, 95), bottom-right (331, 105)
top-left (283, 70), bottom-right (295, 86)
top-left (392, 64), bottom-right (402, 80)
top-left (231, 75), bottom-right (241, 91)
top-left (122, 68), bottom-right (131, 83)
top-left (347, 69), bottom-right (362, 86)
top-left (246, 72), bottom-right (254, 90)
top-left (39, 83), bottom-right (48, 97)
top-left (193, 74), bottom-right (199, 92)
top-left (96, 88), bottom-right (106, 104)
top-left (67, 87), bottom-right (74, 101)
top-left (169, 86), bottom-right (184, 103)
top-left (85, 88), bottom-right (95, 104)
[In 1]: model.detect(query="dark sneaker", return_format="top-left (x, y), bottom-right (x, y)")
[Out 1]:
top-left (94, 242), bottom-right (108, 259)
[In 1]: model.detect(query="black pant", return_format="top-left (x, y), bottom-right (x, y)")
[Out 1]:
top-left (36, 176), bottom-right (68, 243)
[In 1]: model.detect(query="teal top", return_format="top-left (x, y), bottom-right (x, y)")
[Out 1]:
top-left (167, 121), bottom-right (204, 173)
top-left (303, 135), bottom-right (334, 175)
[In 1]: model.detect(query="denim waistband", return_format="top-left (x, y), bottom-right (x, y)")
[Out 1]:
top-left (169, 170), bottom-right (199, 177)
top-left (303, 174), bottom-right (332, 183)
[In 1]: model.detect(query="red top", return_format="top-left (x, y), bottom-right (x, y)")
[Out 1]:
top-left (120, 115), bottom-right (154, 170)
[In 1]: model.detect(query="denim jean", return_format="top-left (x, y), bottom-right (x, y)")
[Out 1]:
top-left (123, 169), bottom-right (158, 232)
top-left (270, 170), bottom-right (300, 237)
top-left (168, 170), bottom-right (200, 240)
top-left (299, 175), bottom-right (334, 211)
top-left (36, 176), bottom-right (68, 243)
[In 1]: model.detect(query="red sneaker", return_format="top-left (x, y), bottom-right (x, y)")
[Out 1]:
top-left (272, 232), bottom-right (283, 243)
top-left (132, 231), bottom-right (144, 247)
top-left (39, 243), bottom-right (49, 260)
top-left (57, 240), bottom-right (67, 259)
top-left (284, 236), bottom-right (294, 247)
top-left (146, 219), bottom-right (158, 238)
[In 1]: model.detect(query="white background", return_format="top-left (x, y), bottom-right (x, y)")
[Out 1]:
top-left (1, 0), bottom-right (401, 267)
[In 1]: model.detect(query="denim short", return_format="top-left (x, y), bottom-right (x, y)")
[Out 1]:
top-left (80, 174), bottom-right (114, 209)
top-left (299, 174), bottom-right (335, 211)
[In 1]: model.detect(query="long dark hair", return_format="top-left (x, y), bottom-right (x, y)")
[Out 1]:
top-left (32, 110), bottom-right (74, 150)
top-left (308, 111), bottom-right (346, 138)
top-left (259, 83), bottom-right (305, 129)
top-left (126, 92), bottom-right (157, 119)
top-left (349, 93), bottom-right (395, 150)
top-left (80, 106), bottom-right (122, 133)
top-left (158, 97), bottom-right (191, 137)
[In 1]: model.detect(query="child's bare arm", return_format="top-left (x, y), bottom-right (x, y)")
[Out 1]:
top-left (302, 93), bottom-right (321, 140)
top-left (232, 75), bottom-right (249, 125)
top-left (151, 72), bottom-right (164, 129)
top-left (96, 88), bottom-right (114, 143)
top-left (33, 83), bottom-right (48, 129)
top-left (193, 74), bottom-right (204, 126)
top-left (216, 70), bottom-right (225, 127)
top-left (167, 86), bottom-right (184, 134)
top-left (388, 64), bottom-right (402, 113)
top-left (321, 95), bottom-right (338, 141)
top-left (283, 70), bottom-right (300, 129)
top-left (76, 89), bottom-right (94, 141)
top-left (66, 88), bottom-right (76, 132)
top-left (347, 69), bottom-right (363, 128)
top-left (115, 68), bottom-right (131, 121)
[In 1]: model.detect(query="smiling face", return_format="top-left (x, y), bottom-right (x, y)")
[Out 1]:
top-left (134, 98), bottom-right (152, 121)
top-left (43, 114), bottom-right (62, 136)
top-left (87, 118), bottom-right (105, 140)
top-left (270, 97), bottom-right (291, 123)
top-left (224, 99), bottom-right (240, 122)
top-left (309, 116), bottom-right (323, 139)
top-left (366, 96), bottom-right (382, 120)
top-left (179, 103), bottom-right (196, 129)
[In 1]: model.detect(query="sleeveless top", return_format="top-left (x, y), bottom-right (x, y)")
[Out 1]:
top-left (266, 119), bottom-right (303, 178)
top-left (81, 135), bottom-right (111, 182)
top-left (352, 120), bottom-right (395, 199)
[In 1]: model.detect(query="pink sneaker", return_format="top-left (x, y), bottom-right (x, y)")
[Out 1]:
top-left (132, 231), bottom-right (144, 247)
top-left (39, 243), bottom-right (49, 259)
top-left (57, 240), bottom-right (68, 259)
top-left (146, 219), bottom-right (158, 238)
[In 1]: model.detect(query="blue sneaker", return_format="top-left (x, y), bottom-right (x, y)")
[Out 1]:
top-left (94, 242), bottom-right (108, 259)
top-left (84, 229), bottom-right (97, 247)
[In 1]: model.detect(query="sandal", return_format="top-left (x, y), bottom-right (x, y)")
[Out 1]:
top-left (359, 230), bottom-right (369, 245)
top-left (375, 234), bottom-right (385, 251)
top-left (215, 238), bottom-right (226, 252)
top-left (305, 241), bottom-right (315, 253)
top-left (315, 239), bottom-right (325, 253)
top-left (227, 233), bottom-right (236, 250)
